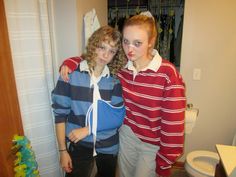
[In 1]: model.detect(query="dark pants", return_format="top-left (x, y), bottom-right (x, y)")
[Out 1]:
top-left (66, 143), bottom-right (117, 177)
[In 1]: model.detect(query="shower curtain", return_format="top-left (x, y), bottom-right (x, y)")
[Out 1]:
top-left (4, 0), bottom-right (62, 176)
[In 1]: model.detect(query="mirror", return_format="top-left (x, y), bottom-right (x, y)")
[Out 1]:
top-left (108, 0), bottom-right (185, 68)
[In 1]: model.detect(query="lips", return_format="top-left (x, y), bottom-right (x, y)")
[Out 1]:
top-left (128, 52), bottom-right (134, 58)
top-left (99, 58), bottom-right (107, 64)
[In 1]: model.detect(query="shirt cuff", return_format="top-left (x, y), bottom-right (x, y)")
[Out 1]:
top-left (156, 165), bottom-right (171, 177)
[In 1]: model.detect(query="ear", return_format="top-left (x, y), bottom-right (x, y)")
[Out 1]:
top-left (148, 37), bottom-right (156, 48)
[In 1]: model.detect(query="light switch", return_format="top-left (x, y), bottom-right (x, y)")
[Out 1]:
top-left (193, 68), bottom-right (201, 80)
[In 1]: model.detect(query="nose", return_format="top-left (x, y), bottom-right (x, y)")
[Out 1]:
top-left (127, 45), bottom-right (134, 53)
top-left (103, 50), bottom-right (109, 58)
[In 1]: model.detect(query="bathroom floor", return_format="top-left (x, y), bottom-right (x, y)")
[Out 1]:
top-left (91, 162), bottom-right (190, 177)
top-left (170, 166), bottom-right (189, 177)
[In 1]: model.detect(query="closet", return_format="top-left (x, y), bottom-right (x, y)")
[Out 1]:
top-left (108, 0), bottom-right (185, 68)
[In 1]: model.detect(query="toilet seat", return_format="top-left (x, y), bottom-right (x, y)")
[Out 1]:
top-left (186, 150), bottom-right (219, 176)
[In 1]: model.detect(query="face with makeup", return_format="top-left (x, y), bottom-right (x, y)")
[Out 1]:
top-left (122, 25), bottom-right (153, 63)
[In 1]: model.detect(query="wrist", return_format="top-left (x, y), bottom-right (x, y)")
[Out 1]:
top-left (59, 149), bottom-right (67, 152)
top-left (58, 143), bottom-right (67, 151)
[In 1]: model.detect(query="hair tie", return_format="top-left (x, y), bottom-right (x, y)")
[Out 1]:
top-left (140, 11), bottom-right (154, 19)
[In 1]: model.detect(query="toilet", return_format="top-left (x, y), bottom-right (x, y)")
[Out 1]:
top-left (185, 133), bottom-right (236, 177)
top-left (185, 150), bottom-right (219, 177)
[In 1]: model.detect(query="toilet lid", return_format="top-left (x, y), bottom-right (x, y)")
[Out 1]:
top-left (186, 150), bottom-right (219, 176)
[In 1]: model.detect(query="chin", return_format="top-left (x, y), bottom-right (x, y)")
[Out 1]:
top-left (99, 59), bottom-right (108, 64)
top-left (127, 56), bottom-right (135, 61)
top-left (128, 58), bottom-right (136, 62)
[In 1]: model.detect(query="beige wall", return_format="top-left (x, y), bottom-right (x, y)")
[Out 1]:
top-left (77, 0), bottom-right (107, 53)
top-left (180, 0), bottom-right (236, 160)
top-left (52, 0), bottom-right (107, 67)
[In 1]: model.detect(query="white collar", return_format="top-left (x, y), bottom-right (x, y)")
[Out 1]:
top-left (80, 60), bottom-right (110, 77)
top-left (125, 49), bottom-right (162, 72)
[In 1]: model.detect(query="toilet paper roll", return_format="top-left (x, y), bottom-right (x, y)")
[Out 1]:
top-left (185, 108), bottom-right (199, 134)
top-left (185, 108), bottom-right (198, 123)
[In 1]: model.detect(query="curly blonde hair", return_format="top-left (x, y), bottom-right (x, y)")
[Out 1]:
top-left (82, 25), bottom-right (126, 76)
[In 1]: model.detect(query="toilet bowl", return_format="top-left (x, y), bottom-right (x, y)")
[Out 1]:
top-left (185, 150), bottom-right (219, 177)
top-left (185, 133), bottom-right (236, 177)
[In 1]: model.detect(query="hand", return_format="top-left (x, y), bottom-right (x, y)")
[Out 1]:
top-left (60, 151), bottom-right (72, 173)
top-left (60, 65), bottom-right (72, 82)
top-left (68, 127), bottom-right (89, 143)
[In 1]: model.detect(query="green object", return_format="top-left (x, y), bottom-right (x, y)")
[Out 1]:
top-left (12, 134), bottom-right (40, 177)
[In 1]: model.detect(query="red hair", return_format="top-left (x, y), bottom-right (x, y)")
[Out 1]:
top-left (123, 14), bottom-right (158, 49)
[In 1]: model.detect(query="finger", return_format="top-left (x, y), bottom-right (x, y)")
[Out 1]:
top-left (64, 163), bottom-right (72, 173)
top-left (65, 67), bottom-right (70, 81)
top-left (60, 69), bottom-right (63, 77)
top-left (68, 159), bottom-right (73, 170)
top-left (64, 70), bottom-right (69, 82)
top-left (60, 71), bottom-right (65, 81)
top-left (68, 132), bottom-right (75, 139)
top-left (61, 66), bottom-right (69, 82)
top-left (63, 73), bottom-right (68, 82)
top-left (62, 166), bottom-right (67, 172)
top-left (62, 162), bottom-right (72, 172)
top-left (68, 134), bottom-right (78, 143)
top-left (68, 135), bottom-right (76, 142)
top-left (74, 138), bottom-right (79, 143)
top-left (64, 167), bottom-right (72, 173)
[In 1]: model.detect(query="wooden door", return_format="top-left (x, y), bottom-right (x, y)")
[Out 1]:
top-left (0, 0), bottom-right (24, 176)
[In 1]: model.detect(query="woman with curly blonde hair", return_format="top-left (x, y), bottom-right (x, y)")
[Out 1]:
top-left (61, 25), bottom-right (126, 81)
top-left (52, 25), bottom-right (126, 177)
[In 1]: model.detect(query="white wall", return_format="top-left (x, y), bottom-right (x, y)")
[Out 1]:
top-left (52, 0), bottom-right (107, 68)
top-left (180, 0), bottom-right (236, 160)
top-left (53, 0), bottom-right (79, 65)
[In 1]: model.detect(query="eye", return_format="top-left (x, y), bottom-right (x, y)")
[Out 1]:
top-left (134, 41), bottom-right (142, 47)
top-left (99, 45), bottom-right (106, 50)
top-left (109, 50), bottom-right (116, 55)
top-left (123, 39), bottom-right (129, 45)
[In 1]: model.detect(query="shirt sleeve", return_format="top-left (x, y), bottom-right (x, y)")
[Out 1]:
top-left (60, 56), bottom-right (82, 72)
top-left (51, 76), bottom-right (72, 123)
top-left (156, 70), bottom-right (186, 176)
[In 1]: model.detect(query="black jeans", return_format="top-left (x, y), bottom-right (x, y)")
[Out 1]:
top-left (66, 143), bottom-right (117, 177)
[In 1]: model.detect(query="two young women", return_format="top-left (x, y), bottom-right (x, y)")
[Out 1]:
top-left (58, 12), bottom-right (186, 177)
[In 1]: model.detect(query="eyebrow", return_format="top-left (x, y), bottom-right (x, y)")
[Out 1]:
top-left (101, 43), bottom-right (118, 50)
top-left (123, 37), bottom-right (142, 41)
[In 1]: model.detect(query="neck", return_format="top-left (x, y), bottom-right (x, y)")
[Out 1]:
top-left (134, 56), bottom-right (152, 72)
top-left (93, 65), bottom-right (104, 78)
